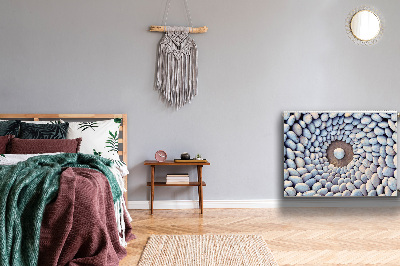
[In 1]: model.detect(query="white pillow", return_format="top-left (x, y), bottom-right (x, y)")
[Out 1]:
top-left (66, 119), bottom-right (122, 162)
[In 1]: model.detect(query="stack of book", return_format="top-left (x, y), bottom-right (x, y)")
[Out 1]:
top-left (166, 173), bottom-right (189, 184)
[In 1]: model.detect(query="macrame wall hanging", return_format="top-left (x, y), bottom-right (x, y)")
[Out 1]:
top-left (150, 0), bottom-right (208, 109)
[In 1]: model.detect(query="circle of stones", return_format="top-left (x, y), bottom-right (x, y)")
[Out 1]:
top-left (283, 112), bottom-right (397, 197)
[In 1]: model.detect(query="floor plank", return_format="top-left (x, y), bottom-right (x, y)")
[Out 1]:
top-left (120, 207), bottom-right (400, 265)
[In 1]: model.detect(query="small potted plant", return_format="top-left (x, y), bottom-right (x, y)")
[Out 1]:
top-left (195, 154), bottom-right (202, 160)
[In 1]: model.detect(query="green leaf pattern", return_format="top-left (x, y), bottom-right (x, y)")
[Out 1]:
top-left (81, 119), bottom-right (125, 166)
top-left (93, 149), bottom-right (102, 157)
top-left (78, 122), bottom-right (99, 132)
top-left (110, 158), bottom-right (126, 167)
top-left (105, 131), bottom-right (119, 153)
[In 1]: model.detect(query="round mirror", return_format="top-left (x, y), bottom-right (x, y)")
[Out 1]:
top-left (351, 10), bottom-right (380, 41)
top-left (346, 7), bottom-right (383, 45)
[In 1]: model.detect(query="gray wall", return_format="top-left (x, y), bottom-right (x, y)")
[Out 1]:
top-left (1, 0), bottom-right (399, 202)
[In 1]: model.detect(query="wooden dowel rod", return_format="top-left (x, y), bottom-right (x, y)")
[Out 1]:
top-left (149, 25), bottom-right (208, 33)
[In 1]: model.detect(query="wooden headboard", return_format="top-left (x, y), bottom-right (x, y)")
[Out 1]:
top-left (0, 114), bottom-right (128, 200)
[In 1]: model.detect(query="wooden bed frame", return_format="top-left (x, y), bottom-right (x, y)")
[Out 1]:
top-left (0, 114), bottom-right (128, 201)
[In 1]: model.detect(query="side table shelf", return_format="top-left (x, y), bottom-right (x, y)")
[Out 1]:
top-left (144, 160), bottom-right (210, 214)
top-left (147, 182), bottom-right (207, 187)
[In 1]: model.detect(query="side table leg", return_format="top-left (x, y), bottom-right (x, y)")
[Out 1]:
top-left (151, 165), bottom-right (155, 215)
top-left (197, 167), bottom-right (201, 209)
top-left (197, 165), bottom-right (203, 214)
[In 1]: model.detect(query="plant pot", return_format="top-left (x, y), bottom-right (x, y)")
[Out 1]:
top-left (181, 153), bottom-right (190, 160)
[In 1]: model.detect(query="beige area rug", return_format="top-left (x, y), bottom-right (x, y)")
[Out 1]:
top-left (137, 234), bottom-right (278, 266)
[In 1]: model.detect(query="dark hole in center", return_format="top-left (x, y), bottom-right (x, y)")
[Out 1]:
top-left (326, 140), bottom-right (354, 167)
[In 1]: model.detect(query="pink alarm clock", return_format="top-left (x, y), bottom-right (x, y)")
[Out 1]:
top-left (155, 150), bottom-right (167, 162)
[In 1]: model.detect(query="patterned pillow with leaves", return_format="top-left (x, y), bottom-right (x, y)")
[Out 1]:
top-left (66, 119), bottom-right (123, 165)
top-left (19, 122), bottom-right (69, 139)
top-left (0, 120), bottom-right (20, 136)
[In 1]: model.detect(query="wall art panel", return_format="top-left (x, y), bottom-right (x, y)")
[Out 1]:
top-left (283, 111), bottom-right (398, 197)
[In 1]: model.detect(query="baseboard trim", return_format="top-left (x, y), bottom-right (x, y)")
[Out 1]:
top-left (127, 198), bottom-right (400, 209)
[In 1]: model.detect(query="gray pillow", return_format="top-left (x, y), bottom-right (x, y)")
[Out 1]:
top-left (19, 122), bottom-right (69, 139)
top-left (0, 120), bottom-right (20, 136)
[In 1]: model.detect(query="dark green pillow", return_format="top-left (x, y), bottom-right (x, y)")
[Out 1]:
top-left (0, 120), bottom-right (20, 136)
top-left (19, 122), bottom-right (69, 139)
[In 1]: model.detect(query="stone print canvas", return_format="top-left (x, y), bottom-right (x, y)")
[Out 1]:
top-left (283, 111), bottom-right (398, 197)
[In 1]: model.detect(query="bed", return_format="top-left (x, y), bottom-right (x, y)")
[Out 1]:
top-left (0, 114), bottom-right (133, 266)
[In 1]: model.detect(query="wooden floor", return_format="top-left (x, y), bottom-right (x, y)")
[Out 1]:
top-left (120, 207), bottom-right (400, 266)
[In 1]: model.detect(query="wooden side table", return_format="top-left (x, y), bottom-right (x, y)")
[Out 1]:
top-left (144, 160), bottom-right (210, 214)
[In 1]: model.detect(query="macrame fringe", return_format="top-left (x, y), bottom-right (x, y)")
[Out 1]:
top-left (155, 26), bottom-right (198, 109)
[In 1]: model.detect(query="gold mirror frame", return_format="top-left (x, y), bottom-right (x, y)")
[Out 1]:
top-left (345, 6), bottom-right (383, 46)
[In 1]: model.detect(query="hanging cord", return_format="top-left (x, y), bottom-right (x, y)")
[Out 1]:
top-left (162, 0), bottom-right (171, 26)
top-left (162, 0), bottom-right (193, 28)
top-left (183, 0), bottom-right (193, 27)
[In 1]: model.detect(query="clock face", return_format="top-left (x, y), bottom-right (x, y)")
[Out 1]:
top-left (155, 150), bottom-right (167, 162)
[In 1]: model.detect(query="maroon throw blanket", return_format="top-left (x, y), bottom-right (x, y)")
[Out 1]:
top-left (39, 167), bottom-right (134, 266)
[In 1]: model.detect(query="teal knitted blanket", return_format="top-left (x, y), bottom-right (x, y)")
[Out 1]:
top-left (0, 153), bottom-right (122, 266)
